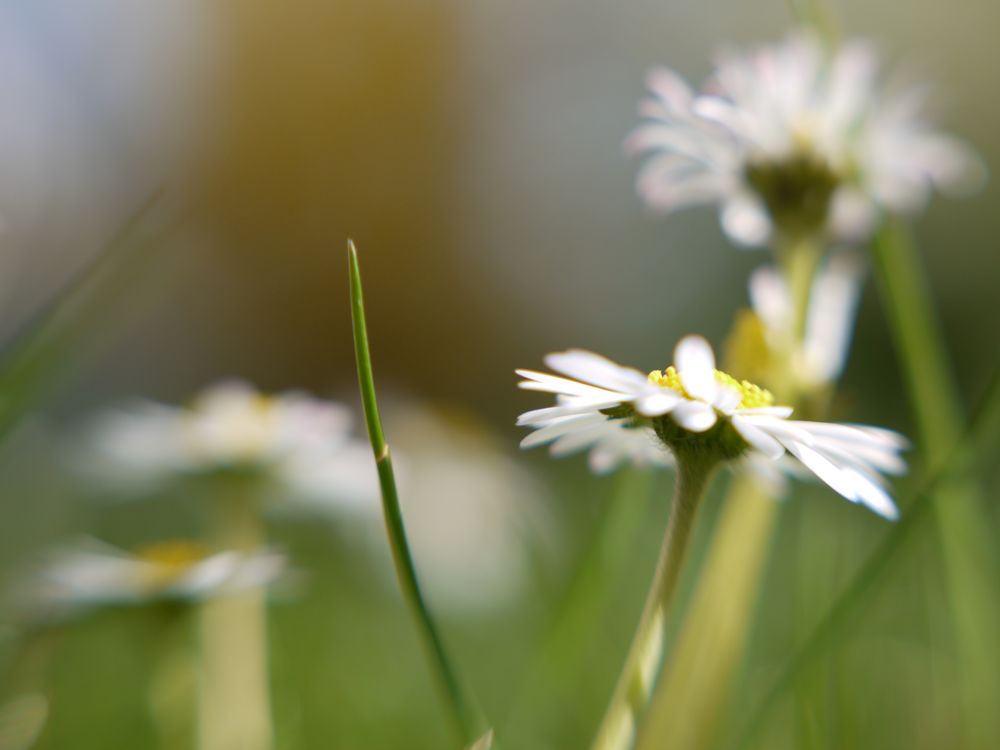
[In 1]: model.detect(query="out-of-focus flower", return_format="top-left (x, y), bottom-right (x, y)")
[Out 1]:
top-left (386, 406), bottom-right (555, 612)
top-left (749, 252), bottom-right (864, 388)
top-left (627, 31), bottom-right (983, 246)
top-left (517, 335), bottom-right (906, 518)
top-left (18, 539), bottom-right (286, 624)
top-left (84, 380), bottom-right (377, 510)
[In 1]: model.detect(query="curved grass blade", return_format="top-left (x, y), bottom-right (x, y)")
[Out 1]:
top-left (0, 192), bottom-right (170, 442)
top-left (734, 358), bottom-right (1000, 748)
top-left (347, 240), bottom-right (485, 746)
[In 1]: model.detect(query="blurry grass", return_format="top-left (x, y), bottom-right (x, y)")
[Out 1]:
top-left (0, 193), bottom-right (170, 441)
top-left (734, 354), bottom-right (1000, 748)
top-left (871, 220), bottom-right (1000, 748)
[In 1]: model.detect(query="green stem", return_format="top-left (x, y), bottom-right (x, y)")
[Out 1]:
top-left (505, 470), bottom-right (654, 745)
top-left (735, 359), bottom-right (1000, 749)
top-left (871, 220), bottom-right (1000, 748)
top-left (633, 474), bottom-right (779, 750)
top-left (197, 490), bottom-right (273, 750)
top-left (347, 241), bottom-right (483, 745)
top-left (590, 455), bottom-right (715, 750)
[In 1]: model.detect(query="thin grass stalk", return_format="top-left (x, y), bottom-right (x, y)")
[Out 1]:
top-left (871, 220), bottom-right (1000, 747)
top-left (734, 357), bottom-right (1000, 748)
top-left (347, 241), bottom-right (483, 746)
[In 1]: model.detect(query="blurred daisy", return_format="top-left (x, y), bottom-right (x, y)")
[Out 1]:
top-left (627, 31), bottom-right (982, 246)
top-left (517, 335), bottom-right (906, 519)
top-left (19, 539), bottom-right (286, 623)
top-left (749, 252), bottom-right (864, 388)
top-left (85, 380), bottom-right (376, 510)
top-left (388, 406), bottom-right (555, 612)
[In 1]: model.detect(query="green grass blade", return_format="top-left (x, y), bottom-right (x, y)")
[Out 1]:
top-left (734, 357), bottom-right (1000, 748)
top-left (347, 240), bottom-right (484, 746)
top-left (0, 192), bottom-right (169, 441)
top-left (871, 219), bottom-right (1000, 747)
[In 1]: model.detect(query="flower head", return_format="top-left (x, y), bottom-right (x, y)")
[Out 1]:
top-left (17, 539), bottom-right (287, 624)
top-left (517, 335), bottom-right (906, 518)
top-left (628, 31), bottom-right (982, 246)
top-left (84, 380), bottom-right (377, 510)
top-left (747, 252), bottom-right (864, 388)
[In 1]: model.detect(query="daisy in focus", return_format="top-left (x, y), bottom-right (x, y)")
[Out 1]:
top-left (517, 335), bottom-right (906, 519)
top-left (17, 539), bottom-right (287, 624)
top-left (627, 30), bottom-right (982, 246)
top-left (84, 380), bottom-right (376, 510)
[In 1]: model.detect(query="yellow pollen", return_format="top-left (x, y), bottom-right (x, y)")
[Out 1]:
top-left (136, 540), bottom-right (206, 572)
top-left (648, 366), bottom-right (775, 410)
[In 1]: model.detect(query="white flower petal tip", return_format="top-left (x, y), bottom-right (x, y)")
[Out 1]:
top-left (670, 401), bottom-right (717, 432)
top-left (675, 335), bottom-right (718, 403)
top-left (629, 31), bottom-right (982, 245)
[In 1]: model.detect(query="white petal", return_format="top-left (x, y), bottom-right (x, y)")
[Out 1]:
top-left (515, 399), bottom-right (622, 427)
top-left (516, 370), bottom-right (626, 400)
top-left (842, 468), bottom-right (899, 520)
top-left (802, 252), bottom-right (864, 383)
top-left (543, 350), bottom-right (649, 392)
top-left (732, 416), bottom-right (785, 460)
top-left (670, 401), bottom-right (717, 432)
top-left (720, 194), bottom-right (771, 247)
top-left (748, 265), bottom-right (791, 335)
top-left (519, 413), bottom-right (608, 449)
top-left (675, 335), bottom-right (717, 404)
top-left (635, 390), bottom-right (681, 417)
top-left (734, 405), bottom-right (794, 418)
top-left (783, 440), bottom-right (858, 501)
top-left (714, 385), bottom-right (742, 413)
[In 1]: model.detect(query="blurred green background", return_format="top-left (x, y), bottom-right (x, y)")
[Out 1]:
top-left (0, 0), bottom-right (997, 748)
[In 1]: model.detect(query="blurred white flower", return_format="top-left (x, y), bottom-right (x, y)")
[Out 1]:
top-left (386, 406), bottom-right (555, 612)
top-left (749, 252), bottom-right (864, 388)
top-left (84, 380), bottom-right (377, 511)
top-left (18, 539), bottom-right (286, 623)
top-left (518, 335), bottom-right (907, 519)
top-left (628, 31), bottom-right (983, 246)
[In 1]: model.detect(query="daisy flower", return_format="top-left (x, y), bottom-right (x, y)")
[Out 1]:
top-left (627, 30), bottom-right (983, 246)
top-left (517, 335), bottom-right (906, 519)
top-left (84, 380), bottom-right (377, 510)
top-left (748, 251), bottom-right (864, 388)
top-left (18, 539), bottom-right (287, 624)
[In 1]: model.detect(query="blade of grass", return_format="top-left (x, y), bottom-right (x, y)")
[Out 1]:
top-left (347, 240), bottom-right (484, 746)
top-left (871, 219), bottom-right (1000, 747)
top-left (734, 357), bottom-right (1000, 748)
top-left (0, 192), bottom-right (169, 441)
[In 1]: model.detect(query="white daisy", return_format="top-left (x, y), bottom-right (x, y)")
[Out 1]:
top-left (749, 252), bottom-right (864, 388)
top-left (19, 539), bottom-right (287, 623)
top-left (627, 31), bottom-right (982, 246)
top-left (84, 380), bottom-right (377, 510)
top-left (517, 335), bottom-right (906, 519)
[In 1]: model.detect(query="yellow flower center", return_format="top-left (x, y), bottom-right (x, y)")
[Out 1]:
top-left (647, 366), bottom-right (775, 410)
top-left (135, 541), bottom-right (207, 586)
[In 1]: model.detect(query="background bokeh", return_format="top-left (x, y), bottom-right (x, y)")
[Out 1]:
top-left (0, 0), bottom-right (997, 748)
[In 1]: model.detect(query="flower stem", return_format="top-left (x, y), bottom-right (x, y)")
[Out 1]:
top-left (505, 469), bottom-right (654, 746)
top-left (871, 220), bottom-right (1000, 747)
top-left (633, 474), bottom-right (779, 750)
top-left (347, 241), bottom-right (484, 745)
top-left (197, 489), bottom-right (273, 750)
top-left (590, 454), bottom-right (716, 750)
